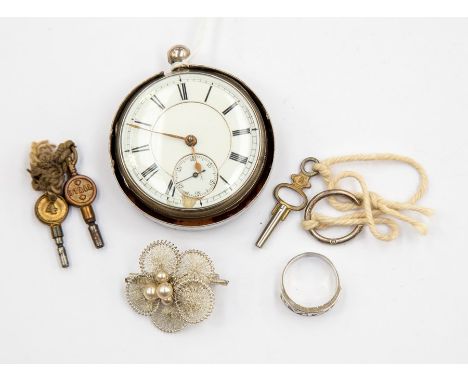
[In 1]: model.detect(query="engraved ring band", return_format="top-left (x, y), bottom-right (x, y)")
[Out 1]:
top-left (280, 252), bottom-right (341, 316)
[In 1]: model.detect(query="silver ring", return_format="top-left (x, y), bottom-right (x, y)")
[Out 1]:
top-left (280, 252), bottom-right (341, 316)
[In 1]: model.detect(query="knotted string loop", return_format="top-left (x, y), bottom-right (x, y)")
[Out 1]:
top-left (302, 153), bottom-right (432, 241)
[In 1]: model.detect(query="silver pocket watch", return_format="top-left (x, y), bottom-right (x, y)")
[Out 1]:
top-left (110, 45), bottom-right (274, 228)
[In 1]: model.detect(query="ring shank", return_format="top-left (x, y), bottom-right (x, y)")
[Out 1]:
top-left (280, 252), bottom-right (341, 316)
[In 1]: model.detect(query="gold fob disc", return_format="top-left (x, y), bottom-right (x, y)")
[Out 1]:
top-left (35, 194), bottom-right (69, 224)
top-left (64, 175), bottom-right (97, 207)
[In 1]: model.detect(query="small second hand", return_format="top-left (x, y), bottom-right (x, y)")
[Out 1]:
top-left (191, 146), bottom-right (202, 173)
top-left (176, 170), bottom-right (206, 185)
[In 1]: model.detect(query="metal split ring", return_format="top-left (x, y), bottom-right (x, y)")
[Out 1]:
top-left (300, 156), bottom-right (320, 177)
top-left (280, 252), bottom-right (341, 316)
top-left (304, 189), bottom-right (364, 245)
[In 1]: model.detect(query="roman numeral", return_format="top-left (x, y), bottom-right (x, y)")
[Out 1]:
top-left (125, 144), bottom-right (150, 153)
top-left (222, 102), bottom-right (238, 115)
top-left (232, 128), bottom-right (251, 136)
top-left (204, 85), bottom-right (213, 102)
top-left (132, 119), bottom-right (151, 127)
top-left (150, 95), bottom-right (165, 109)
top-left (141, 163), bottom-right (158, 180)
top-left (229, 152), bottom-right (248, 165)
top-left (165, 179), bottom-right (175, 197)
top-left (177, 83), bottom-right (188, 100)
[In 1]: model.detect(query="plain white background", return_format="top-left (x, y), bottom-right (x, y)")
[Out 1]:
top-left (0, 18), bottom-right (467, 363)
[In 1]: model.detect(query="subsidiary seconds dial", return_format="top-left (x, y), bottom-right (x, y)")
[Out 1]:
top-left (174, 154), bottom-right (218, 200)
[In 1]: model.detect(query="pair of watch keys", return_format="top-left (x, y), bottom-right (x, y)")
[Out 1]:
top-left (35, 147), bottom-right (103, 267)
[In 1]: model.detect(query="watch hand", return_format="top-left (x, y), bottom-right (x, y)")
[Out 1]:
top-left (176, 170), bottom-right (206, 185)
top-left (127, 124), bottom-right (186, 140)
top-left (191, 146), bottom-right (203, 173)
top-left (160, 132), bottom-right (186, 140)
top-left (127, 123), bottom-right (202, 171)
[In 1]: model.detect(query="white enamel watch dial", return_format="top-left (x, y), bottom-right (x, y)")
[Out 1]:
top-left (111, 46), bottom-right (274, 227)
top-left (119, 71), bottom-right (261, 209)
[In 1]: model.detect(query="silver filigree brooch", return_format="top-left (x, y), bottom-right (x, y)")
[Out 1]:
top-left (125, 240), bottom-right (228, 333)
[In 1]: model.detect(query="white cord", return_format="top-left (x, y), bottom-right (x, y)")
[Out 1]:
top-left (190, 18), bottom-right (217, 62)
top-left (168, 18), bottom-right (218, 72)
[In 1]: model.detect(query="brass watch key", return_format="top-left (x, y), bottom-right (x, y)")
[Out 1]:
top-left (256, 157), bottom-right (319, 248)
top-left (35, 194), bottom-right (70, 268)
top-left (64, 149), bottom-right (104, 248)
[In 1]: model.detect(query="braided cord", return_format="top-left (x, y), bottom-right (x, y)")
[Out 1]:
top-left (28, 140), bottom-right (75, 196)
